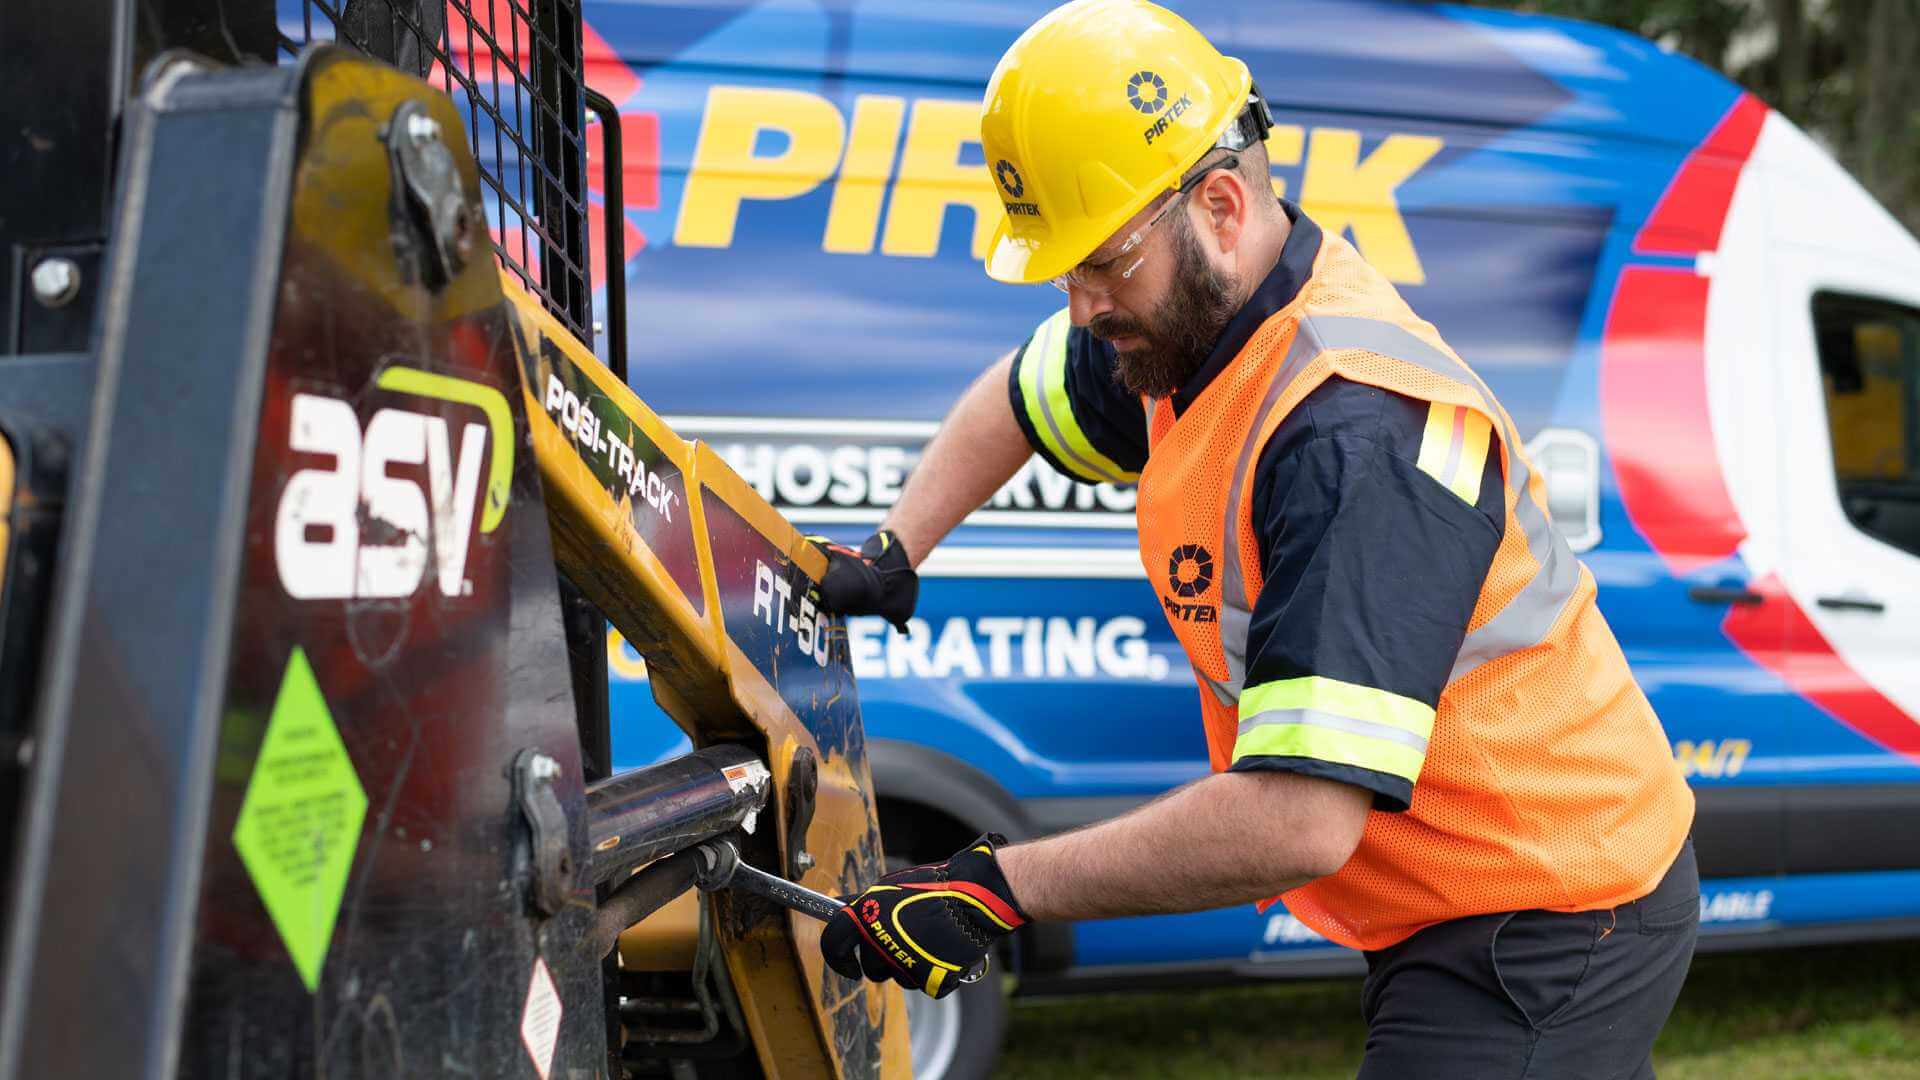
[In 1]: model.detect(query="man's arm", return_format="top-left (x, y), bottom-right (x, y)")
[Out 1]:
top-left (879, 351), bottom-right (1033, 566)
top-left (996, 770), bottom-right (1371, 921)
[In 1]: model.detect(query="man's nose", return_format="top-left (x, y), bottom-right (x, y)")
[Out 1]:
top-left (1068, 284), bottom-right (1113, 326)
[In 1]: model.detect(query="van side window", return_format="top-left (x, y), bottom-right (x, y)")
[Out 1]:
top-left (1813, 291), bottom-right (1920, 557)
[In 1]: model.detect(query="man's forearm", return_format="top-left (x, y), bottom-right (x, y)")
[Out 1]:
top-left (880, 352), bottom-right (1032, 566)
top-left (995, 771), bottom-right (1372, 921)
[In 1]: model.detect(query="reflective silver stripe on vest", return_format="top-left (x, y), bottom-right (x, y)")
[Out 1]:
top-left (1213, 319), bottom-right (1330, 704)
top-left (1303, 316), bottom-right (1582, 683)
top-left (1213, 314), bottom-right (1582, 700)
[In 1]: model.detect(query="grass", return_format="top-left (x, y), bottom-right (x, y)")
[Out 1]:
top-left (997, 939), bottom-right (1920, 1079)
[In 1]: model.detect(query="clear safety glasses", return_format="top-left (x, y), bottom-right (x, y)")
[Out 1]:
top-left (1049, 152), bottom-right (1242, 295)
top-left (1049, 90), bottom-right (1273, 297)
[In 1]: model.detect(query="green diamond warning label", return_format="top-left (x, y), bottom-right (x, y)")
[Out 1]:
top-left (232, 646), bottom-right (367, 992)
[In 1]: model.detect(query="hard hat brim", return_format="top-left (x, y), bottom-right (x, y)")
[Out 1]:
top-left (983, 213), bottom-right (1084, 285)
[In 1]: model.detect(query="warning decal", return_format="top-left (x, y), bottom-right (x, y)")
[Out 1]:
top-left (521, 956), bottom-right (562, 1080)
top-left (231, 646), bottom-right (368, 993)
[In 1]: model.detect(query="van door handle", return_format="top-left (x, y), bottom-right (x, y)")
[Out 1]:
top-left (1816, 595), bottom-right (1886, 614)
top-left (1687, 585), bottom-right (1764, 606)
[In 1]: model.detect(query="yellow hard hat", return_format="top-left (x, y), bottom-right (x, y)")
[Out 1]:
top-left (980, 0), bottom-right (1255, 284)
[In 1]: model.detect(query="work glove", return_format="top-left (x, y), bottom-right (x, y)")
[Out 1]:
top-left (808, 529), bottom-right (918, 634)
top-left (821, 834), bottom-right (1028, 999)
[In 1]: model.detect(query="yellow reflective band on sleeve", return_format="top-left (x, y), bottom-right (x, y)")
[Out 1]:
top-left (1233, 676), bottom-right (1435, 782)
top-left (1230, 720), bottom-right (1428, 784)
top-left (1239, 676), bottom-right (1436, 740)
top-left (1414, 401), bottom-right (1493, 506)
top-left (1017, 308), bottom-right (1138, 485)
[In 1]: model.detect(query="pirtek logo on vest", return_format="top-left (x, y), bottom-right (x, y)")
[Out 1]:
top-left (1165, 544), bottom-right (1218, 623)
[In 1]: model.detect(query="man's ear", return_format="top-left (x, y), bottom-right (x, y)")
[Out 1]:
top-left (1193, 169), bottom-right (1249, 256)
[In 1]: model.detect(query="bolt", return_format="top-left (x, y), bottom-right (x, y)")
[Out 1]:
top-left (30, 258), bottom-right (79, 308)
top-left (529, 753), bottom-right (561, 783)
top-left (406, 112), bottom-right (441, 144)
top-left (795, 852), bottom-right (816, 872)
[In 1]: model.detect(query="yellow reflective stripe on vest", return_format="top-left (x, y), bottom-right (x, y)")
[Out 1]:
top-left (1415, 402), bottom-right (1493, 505)
top-left (1016, 309), bottom-right (1138, 485)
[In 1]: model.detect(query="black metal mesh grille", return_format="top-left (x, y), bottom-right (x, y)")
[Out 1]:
top-left (280, 0), bottom-right (593, 341)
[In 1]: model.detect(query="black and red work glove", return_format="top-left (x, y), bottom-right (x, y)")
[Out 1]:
top-left (809, 529), bottom-right (918, 634)
top-left (821, 834), bottom-right (1028, 999)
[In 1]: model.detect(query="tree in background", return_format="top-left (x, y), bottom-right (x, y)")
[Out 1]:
top-left (1486, 0), bottom-right (1920, 233)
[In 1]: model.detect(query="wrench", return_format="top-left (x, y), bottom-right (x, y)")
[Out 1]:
top-left (692, 838), bottom-right (988, 986)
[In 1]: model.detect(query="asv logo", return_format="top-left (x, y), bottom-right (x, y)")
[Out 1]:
top-left (274, 367), bottom-right (513, 600)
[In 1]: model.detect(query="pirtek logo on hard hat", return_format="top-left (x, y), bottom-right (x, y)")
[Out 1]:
top-left (1168, 544), bottom-right (1213, 597)
top-left (1127, 70), bottom-right (1169, 114)
top-left (995, 159), bottom-right (1024, 197)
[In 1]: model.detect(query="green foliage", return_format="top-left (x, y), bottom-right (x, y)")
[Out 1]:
top-left (1486, 0), bottom-right (1920, 233)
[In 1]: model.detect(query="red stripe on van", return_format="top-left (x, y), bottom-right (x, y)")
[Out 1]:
top-left (1600, 266), bottom-right (1744, 574)
top-left (1633, 94), bottom-right (1767, 257)
top-left (1723, 574), bottom-right (1920, 760)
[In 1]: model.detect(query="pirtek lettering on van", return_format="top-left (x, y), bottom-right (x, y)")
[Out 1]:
top-left (1002, 200), bottom-right (1042, 217)
top-left (544, 373), bottom-right (677, 521)
top-left (671, 85), bottom-right (1443, 284)
top-left (1142, 93), bottom-right (1193, 144)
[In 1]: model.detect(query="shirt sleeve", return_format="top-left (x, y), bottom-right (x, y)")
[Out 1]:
top-left (1227, 378), bottom-right (1505, 812)
top-left (1005, 307), bottom-right (1148, 485)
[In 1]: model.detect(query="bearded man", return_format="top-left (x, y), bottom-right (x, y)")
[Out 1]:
top-left (809, 3), bottom-right (1699, 1075)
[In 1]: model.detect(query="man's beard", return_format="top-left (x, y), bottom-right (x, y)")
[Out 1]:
top-left (1090, 216), bottom-right (1242, 399)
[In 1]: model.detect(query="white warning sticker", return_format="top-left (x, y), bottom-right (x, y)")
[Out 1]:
top-left (521, 956), bottom-right (561, 1080)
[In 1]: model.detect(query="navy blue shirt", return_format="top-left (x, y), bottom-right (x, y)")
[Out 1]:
top-left (1007, 203), bottom-right (1503, 811)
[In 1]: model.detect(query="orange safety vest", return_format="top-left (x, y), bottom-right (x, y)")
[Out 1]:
top-left (1136, 232), bottom-right (1694, 951)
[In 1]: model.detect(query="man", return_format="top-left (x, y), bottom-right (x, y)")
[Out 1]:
top-left (813, 2), bottom-right (1699, 1075)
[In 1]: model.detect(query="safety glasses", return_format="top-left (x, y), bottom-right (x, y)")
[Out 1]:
top-left (1049, 152), bottom-right (1241, 296)
top-left (1049, 90), bottom-right (1272, 297)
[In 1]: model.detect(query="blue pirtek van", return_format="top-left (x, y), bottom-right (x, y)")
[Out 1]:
top-left (547, 1), bottom-right (1920, 1075)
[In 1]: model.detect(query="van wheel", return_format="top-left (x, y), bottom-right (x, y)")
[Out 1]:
top-left (885, 854), bottom-right (1009, 1080)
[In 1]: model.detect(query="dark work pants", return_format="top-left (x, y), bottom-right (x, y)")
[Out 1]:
top-left (1357, 838), bottom-right (1699, 1080)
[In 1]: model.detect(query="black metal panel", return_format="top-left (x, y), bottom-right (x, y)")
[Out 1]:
top-left (0, 0), bottom-right (127, 354)
top-left (0, 50), bottom-right (606, 1079)
top-left (0, 356), bottom-right (97, 779)
top-left (0, 398), bottom-right (82, 947)
top-left (131, 0), bottom-right (282, 70)
top-left (0, 56), bottom-right (303, 1080)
